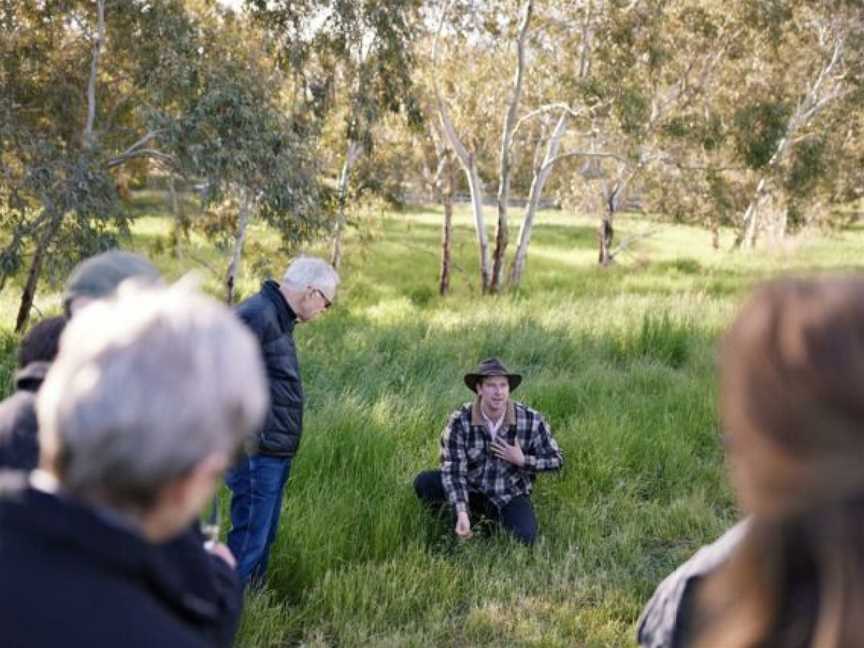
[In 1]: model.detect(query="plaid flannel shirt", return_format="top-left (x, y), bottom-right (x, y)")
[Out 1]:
top-left (439, 398), bottom-right (564, 513)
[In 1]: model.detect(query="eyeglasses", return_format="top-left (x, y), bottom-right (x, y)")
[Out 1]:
top-left (313, 287), bottom-right (332, 309)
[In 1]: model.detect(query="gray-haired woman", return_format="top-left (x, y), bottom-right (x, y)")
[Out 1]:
top-left (0, 284), bottom-right (267, 648)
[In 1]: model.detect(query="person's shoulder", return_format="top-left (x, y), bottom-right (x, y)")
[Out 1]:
top-left (235, 288), bottom-right (269, 316)
top-left (0, 396), bottom-right (38, 470)
top-left (455, 402), bottom-right (473, 417)
top-left (235, 289), bottom-right (277, 332)
top-left (445, 403), bottom-right (473, 425)
top-left (512, 400), bottom-right (545, 420)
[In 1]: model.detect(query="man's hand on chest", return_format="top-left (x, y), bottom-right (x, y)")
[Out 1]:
top-left (490, 436), bottom-right (525, 467)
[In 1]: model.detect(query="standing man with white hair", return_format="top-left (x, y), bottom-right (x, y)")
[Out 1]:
top-left (226, 256), bottom-right (340, 586)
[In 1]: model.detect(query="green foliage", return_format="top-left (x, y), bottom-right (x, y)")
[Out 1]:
top-left (662, 111), bottom-right (725, 151)
top-left (249, 0), bottom-right (424, 147)
top-left (0, 0), bottom-right (212, 319)
top-left (732, 101), bottom-right (791, 170)
top-left (617, 86), bottom-right (650, 136)
top-left (0, 327), bottom-right (17, 399)
top-left (785, 137), bottom-right (830, 195)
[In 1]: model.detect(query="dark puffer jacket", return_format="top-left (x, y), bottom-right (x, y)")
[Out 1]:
top-left (0, 361), bottom-right (49, 471)
top-left (0, 476), bottom-right (218, 648)
top-left (236, 280), bottom-right (303, 457)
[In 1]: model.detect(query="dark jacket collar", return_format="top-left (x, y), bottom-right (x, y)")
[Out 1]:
top-left (470, 397), bottom-right (516, 427)
top-left (0, 477), bottom-right (220, 624)
top-left (262, 280), bottom-right (297, 333)
top-left (13, 361), bottom-right (50, 393)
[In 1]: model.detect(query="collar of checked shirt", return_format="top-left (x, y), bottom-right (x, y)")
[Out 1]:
top-left (471, 397), bottom-right (516, 439)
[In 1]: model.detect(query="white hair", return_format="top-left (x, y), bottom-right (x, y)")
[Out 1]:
top-left (37, 283), bottom-right (268, 510)
top-left (282, 256), bottom-right (340, 297)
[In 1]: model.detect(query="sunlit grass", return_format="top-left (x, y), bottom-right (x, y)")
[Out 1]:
top-left (3, 195), bottom-right (864, 646)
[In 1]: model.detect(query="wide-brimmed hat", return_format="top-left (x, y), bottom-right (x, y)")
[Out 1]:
top-left (464, 357), bottom-right (522, 393)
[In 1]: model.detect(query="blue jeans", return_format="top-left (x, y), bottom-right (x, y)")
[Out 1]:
top-left (225, 454), bottom-right (292, 586)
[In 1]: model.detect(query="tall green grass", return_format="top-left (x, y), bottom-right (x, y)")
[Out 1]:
top-left (3, 201), bottom-right (864, 645)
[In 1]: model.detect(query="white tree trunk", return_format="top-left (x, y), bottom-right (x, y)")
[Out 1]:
top-left (492, 0), bottom-right (533, 293)
top-left (437, 96), bottom-right (491, 291)
top-left (510, 112), bottom-right (568, 287)
top-left (83, 0), bottom-right (105, 150)
top-left (466, 158), bottom-right (491, 291)
top-left (330, 140), bottom-right (363, 270)
top-left (226, 191), bottom-right (252, 304)
top-left (735, 33), bottom-right (846, 250)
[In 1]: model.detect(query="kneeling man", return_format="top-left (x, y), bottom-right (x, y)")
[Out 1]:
top-left (414, 358), bottom-right (563, 545)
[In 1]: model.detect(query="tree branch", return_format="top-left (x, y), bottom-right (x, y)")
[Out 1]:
top-left (510, 103), bottom-right (588, 148)
top-left (432, 0), bottom-right (472, 167)
top-left (115, 129), bottom-right (163, 160)
top-left (542, 150), bottom-right (628, 173)
top-left (609, 229), bottom-right (658, 261)
top-left (106, 148), bottom-right (178, 169)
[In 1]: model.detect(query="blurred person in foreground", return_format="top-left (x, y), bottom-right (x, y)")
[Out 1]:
top-left (63, 248), bottom-right (162, 316)
top-left (640, 277), bottom-right (864, 647)
top-left (226, 256), bottom-right (339, 586)
top-left (65, 250), bottom-right (246, 646)
top-left (0, 316), bottom-right (66, 470)
top-left (413, 358), bottom-right (564, 545)
top-left (0, 283), bottom-right (267, 648)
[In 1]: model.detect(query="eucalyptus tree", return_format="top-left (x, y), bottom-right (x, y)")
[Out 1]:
top-left (432, 0), bottom-right (598, 291)
top-left (246, 0), bottom-right (423, 269)
top-left (555, 1), bottom-right (741, 265)
top-left (624, 0), bottom-right (864, 251)
top-left (432, 0), bottom-right (537, 292)
top-left (0, 0), bottom-right (200, 330)
top-left (164, 10), bottom-right (326, 304)
top-left (1, 0), bottom-right (329, 329)
top-left (727, 0), bottom-right (864, 249)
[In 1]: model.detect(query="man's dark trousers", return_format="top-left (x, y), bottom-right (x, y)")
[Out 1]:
top-left (226, 454), bottom-right (293, 586)
top-left (413, 470), bottom-right (537, 545)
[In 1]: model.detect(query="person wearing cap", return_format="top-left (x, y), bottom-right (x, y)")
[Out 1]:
top-left (63, 249), bottom-right (162, 316)
top-left (413, 358), bottom-right (564, 545)
top-left (225, 256), bottom-right (340, 586)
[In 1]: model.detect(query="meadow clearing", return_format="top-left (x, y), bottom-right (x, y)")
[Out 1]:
top-left (2, 196), bottom-right (863, 646)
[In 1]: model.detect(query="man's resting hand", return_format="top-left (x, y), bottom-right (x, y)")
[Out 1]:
top-left (455, 511), bottom-right (472, 539)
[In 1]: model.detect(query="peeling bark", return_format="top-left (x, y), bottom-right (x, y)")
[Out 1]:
top-left (491, 0), bottom-right (533, 293)
top-left (225, 192), bottom-right (252, 305)
top-left (82, 0), bottom-right (106, 150)
top-left (510, 112), bottom-right (568, 287)
top-left (330, 140), bottom-right (362, 270)
top-left (439, 152), bottom-right (455, 296)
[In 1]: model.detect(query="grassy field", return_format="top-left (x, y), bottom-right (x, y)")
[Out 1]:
top-left (3, 196), bottom-right (864, 646)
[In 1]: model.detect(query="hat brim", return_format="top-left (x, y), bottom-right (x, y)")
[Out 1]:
top-left (464, 373), bottom-right (522, 393)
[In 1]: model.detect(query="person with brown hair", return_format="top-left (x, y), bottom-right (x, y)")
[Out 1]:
top-left (641, 277), bottom-right (864, 648)
top-left (413, 358), bottom-right (564, 545)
